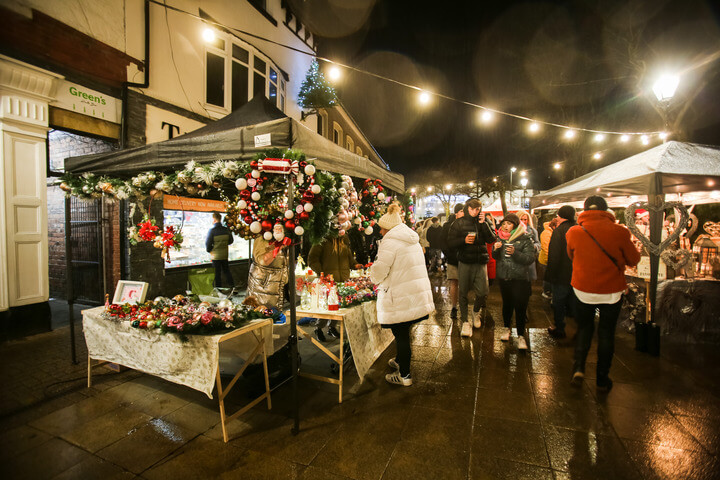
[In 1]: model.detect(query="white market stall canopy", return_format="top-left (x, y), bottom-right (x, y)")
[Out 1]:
top-left (531, 141), bottom-right (720, 209)
top-left (64, 96), bottom-right (405, 192)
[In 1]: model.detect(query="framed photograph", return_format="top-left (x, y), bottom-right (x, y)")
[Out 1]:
top-left (112, 280), bottom-right (149, 304)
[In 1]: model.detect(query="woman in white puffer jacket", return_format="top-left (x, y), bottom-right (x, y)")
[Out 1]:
top-left (370, 205), bottom-right (435, 386)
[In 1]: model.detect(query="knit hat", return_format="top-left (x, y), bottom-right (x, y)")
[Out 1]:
top-left (378, 204), bottom-right (403, 230)
top-left (584, 195), bottom-right (608, 211)
top-left (501, 213), bottom-right (520, 229)
top-left (558, 205), bottom-right (576, 220)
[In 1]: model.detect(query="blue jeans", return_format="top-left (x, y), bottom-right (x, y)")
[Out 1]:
top-left (573, 298), bottom-right (623, 381)
top-left (551, 283), bottom-right (575, 332)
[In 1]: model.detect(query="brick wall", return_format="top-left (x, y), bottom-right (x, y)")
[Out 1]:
top-left (48, 130), bottom-right (118, 301)
top-left (0, 6), bottom-right (142, 89)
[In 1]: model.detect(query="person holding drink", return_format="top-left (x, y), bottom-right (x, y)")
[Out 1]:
top-left (492, 213), bottom-right (536, 350)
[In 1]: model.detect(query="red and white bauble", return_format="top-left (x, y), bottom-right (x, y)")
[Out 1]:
top-left (263, 231), bottom-right (273, 241)
top-left (294, 226), bottom-right (304, 235)
top-left (250, 221), bottom-right (262, 234)
top-left (284, 210), bottom-right (294, 219)
top-left (237, 199), bottom-right (248, 209)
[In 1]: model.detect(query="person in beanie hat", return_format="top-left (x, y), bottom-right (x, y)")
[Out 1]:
top-left (492, 213), bottom-right (536, 350)
top-left (370, 205), bottom-right (435, 386)
top-left (447, 199), bottom-right (497, 336)
top-left (546, 204), bottom-right (577, 339)
top-left (566, 195), bottom-right (640, 392)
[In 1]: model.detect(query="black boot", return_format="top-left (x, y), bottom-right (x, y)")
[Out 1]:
top-left (314, 327), bottom-right (327, 342)
top-left (327, 324), bottom-right (341, 339)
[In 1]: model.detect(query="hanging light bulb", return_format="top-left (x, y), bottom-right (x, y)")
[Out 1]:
top-left (553, 162), bottom-right (561, 170)
top-left (659, 132), bottom-right (669, 140)
top-left (418, 90), bottom-right (431, 105)
top-left (640, 135), bottom-right (650, 145)
top-left (594, 133), bottom-right (606, 142)
top-left (202, 28), bottom-right (216, 43)
top-left (593, 152), bottom-right (603, 160)
top-left (328, 66), bottom-right (341, 81)
top-left (480, 110), bottom-right (494, 123)
top-left (528, 122), bottom-right (540, 133)
top-left (563, 129), bottom-right (577, 139)
top-left (620, 135), bottom-right (630, 143)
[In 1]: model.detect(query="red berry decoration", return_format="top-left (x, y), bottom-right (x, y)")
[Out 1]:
top-left (261, 220), bottom-right (273, 231)
top-left (285, 220), bottom-right (296, 230)
top-left (244, 215), bottom-right (253, 224)
top-left (240, 189), bottom-right (251, 200)
top-left (299, 211), bottom-right (310, 221)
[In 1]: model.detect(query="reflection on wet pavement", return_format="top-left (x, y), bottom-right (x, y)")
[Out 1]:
top-left (1, 276), bottom-right (719, 478)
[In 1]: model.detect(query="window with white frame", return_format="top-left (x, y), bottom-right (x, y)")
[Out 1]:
top-left (333, 122), bottom-right (343, 145)
top-left (205, 34), bottom-right (286, 112)
top-left (345, 135), bottom-right (354, 151)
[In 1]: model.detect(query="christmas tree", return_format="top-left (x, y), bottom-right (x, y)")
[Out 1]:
top-left (298, 60), bottom-right (338, 110)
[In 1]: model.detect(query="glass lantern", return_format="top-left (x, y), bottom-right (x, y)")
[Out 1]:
top-left (693, 235), bottom-right (718, 277)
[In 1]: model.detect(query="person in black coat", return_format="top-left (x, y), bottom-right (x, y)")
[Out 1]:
top-left (545, 205), bottom-right (577, 338)
top-left (441, 204), bottom-right (464, 318)
top-left (447, 199), bottom-right (497, 336)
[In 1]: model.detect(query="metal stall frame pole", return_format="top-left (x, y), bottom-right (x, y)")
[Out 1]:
top-left (64, 197), bottom-right (77, 364)
top-left (287, 173), bottom-right (300, 435)
top-left (647, 173), bottom-right (663, 350)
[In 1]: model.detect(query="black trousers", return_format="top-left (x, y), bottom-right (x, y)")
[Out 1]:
top-left (390, 322), bottom-right (413, 377)
top-left (498, 279), bottom-right (531, 336)
top-left (212, 260), bottom-right (234, 288)
top-left (574, 298), bottom-right (623, 382)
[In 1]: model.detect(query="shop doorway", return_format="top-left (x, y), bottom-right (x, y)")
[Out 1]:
top-left (47, 130), bottom-right (117, 304)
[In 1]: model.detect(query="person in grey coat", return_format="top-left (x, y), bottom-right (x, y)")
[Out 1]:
top-left (492, 213), bottom-right (536, 350)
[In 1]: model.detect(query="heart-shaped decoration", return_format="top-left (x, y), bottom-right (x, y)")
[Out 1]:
top-left (667, 212), bottom-right (698, 238)
top-left (703, 221), bottom-right (720, 238)
top-left (624, 201), bottom-right (690, 256)
top-left (660, 249), bottom-right (693, 270)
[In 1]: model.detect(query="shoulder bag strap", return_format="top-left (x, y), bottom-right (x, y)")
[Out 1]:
top-left (580, 225), bottom-right (623, 272)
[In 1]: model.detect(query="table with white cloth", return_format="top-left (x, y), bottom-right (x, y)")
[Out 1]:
top-left (82, 306), bottom-right (273, 442)
top-left (292, 300), bottom-right (393, 403)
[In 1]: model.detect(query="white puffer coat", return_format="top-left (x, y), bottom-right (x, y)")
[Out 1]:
top-left (370, 224), bottom-right (435, 325)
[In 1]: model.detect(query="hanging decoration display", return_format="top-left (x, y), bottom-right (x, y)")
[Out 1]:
top-left (332, 175), bottom-right (361, 236)
top-left (357, 179), bottom-right (387, 235)
top-left (59, 149), bottom-right (391, 258)
top-left (223, 148), bottom-right (340, 247)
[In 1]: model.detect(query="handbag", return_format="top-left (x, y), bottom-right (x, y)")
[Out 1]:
top-left (247, 260), bottom-right (288, 308)
top-left (580, 225), bottom-right (623, 273)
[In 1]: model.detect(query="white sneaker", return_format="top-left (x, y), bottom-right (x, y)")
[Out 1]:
top-left (385, 371), bottom-right (412, 386)
top-left (461, 322), bottom-right (473, 337)
top-left (473, 309), bottom-right (483, 329)
top-left (500, 328), bottom-right (511, 342)
top-left (388, 358), bottom-right (399, 370)
top-left (517, 336), bottom-right (528, 350)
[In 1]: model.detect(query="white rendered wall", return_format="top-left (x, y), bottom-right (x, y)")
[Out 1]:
top-left (0, 55), bottom-right (62, 310)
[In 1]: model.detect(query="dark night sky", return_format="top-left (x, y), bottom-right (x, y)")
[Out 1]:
top-left (294, 0), bottom-right (720, 190)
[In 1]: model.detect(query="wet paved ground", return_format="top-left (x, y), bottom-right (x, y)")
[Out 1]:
top-left (1, 276), bottom-right (720, 479)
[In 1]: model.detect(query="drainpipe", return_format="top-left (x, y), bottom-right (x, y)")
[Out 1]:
top-left (121, 0), bottom-right (151, 148)
top-left (118, 0), bottom-right (151, 282)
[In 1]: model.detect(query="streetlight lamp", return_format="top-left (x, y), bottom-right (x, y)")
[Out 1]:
top-left (510, 167), bottom-right (517, 189)
top-left (652, 73), bottom-right (679, 138)
top-left (520, 177), bottom-right (529, 208)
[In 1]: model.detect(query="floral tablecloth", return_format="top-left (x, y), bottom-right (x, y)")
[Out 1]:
top-left (299, 301), bottom-right (393, 380)
top-left (82, 307), bottom-right (272, 398)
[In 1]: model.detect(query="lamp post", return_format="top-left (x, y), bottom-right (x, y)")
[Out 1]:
top-left (520, 177), bottom-right (528, 209)
top-left (652, 73), bottom-right (679, 140)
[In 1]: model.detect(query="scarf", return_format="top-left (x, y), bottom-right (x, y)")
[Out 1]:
top-left (498, 222), bottom-right (527, 243)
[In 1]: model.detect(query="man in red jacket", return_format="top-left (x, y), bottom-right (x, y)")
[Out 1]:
top-left (566, 196), bottom-right (641, 392)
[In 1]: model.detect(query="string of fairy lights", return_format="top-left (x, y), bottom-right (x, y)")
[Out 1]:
top-left (152, 0), bottom-right (678, 192)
